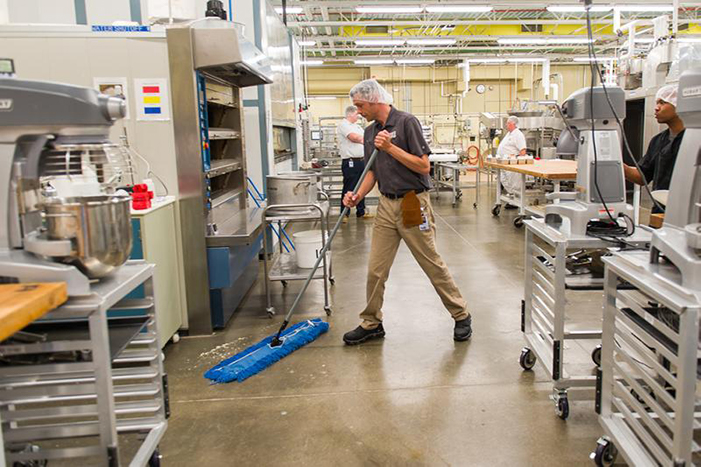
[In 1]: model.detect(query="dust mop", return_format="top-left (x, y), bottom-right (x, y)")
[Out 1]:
top-left (205, 149), bottom-right (380, 383)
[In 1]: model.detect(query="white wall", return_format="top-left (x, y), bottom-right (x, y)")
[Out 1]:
top-left (85, 0), bottom-right (132, 24)
top-left (4, 0), bottom-right (76, 24)
top-left (1, 0), bottom-right (166, 25)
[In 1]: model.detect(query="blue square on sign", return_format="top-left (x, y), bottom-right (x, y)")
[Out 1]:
top-left (144, 107), bottom-right (162, 115)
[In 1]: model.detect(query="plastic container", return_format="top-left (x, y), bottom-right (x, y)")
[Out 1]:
top-left (293, 230), bottom-right (323, 269)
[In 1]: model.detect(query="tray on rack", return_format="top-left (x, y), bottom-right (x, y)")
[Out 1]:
top-left (269, 251), bottom-right (330, 281)
top-left (18, 316), bottom-right (150, 361)
top-left (265, 201), bottom-right (331, 222)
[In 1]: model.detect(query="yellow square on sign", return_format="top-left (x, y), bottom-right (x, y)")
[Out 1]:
top-left (143, 96), bottom-right (161, 104)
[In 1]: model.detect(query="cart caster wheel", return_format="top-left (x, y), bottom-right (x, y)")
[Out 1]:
top-left (329, 277), bottom-right (336, 285)
top-left (491, 205), bottom-right (501, 217)
top-left (148, 448), bottom-right (162, 467)
top-left (514, 216), bottom-right (525, 228)
top-left (473, 202), bottom-right (478, 209)
top-left (281, 280), bottom-right (288, 288)
top-left (266, 308), bottom-right (275, 318)
top-left (555, 393), bottom-right (569, 420)
top-left (591, 437), bottom-right (617, 466)
top-left (324, 306), bottom-right (332, 316)
top-left (519, 347), bottom-right (537, 370)
top-left (592, 344), bottom-right (602, 367)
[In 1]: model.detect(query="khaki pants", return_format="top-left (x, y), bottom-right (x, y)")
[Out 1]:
top-left (360, 191), bottom-right (469, 329)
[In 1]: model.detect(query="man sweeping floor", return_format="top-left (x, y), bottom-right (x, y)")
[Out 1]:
top-left (341, 79), bottom-right (473, 345)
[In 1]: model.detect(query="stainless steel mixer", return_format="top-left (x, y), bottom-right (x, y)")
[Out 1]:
top-left (0, 78), bottom-right (131, 294)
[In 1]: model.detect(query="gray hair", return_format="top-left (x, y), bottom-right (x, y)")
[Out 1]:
top-left (345, 105), bottom-right (358, 117)
top-left (507, 115), bottom-right (519, 126)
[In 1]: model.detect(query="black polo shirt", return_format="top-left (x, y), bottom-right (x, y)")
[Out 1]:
top-left (363, 106), bottom-right (432, 196)
top-left (639, 128), bottom-right (685, 191)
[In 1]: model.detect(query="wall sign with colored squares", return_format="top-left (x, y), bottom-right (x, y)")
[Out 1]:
top-left (134, 78), bottom-right (171, 121)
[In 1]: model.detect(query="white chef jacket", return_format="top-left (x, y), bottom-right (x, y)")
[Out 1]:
top-left (337, 119), bottom-right (364, 159)
top-left (498, 128), bottom-right (528, 194)
top-left (497, 128), bottom-right (527, 157)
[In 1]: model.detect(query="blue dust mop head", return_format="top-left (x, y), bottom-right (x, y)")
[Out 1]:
top-left (204, 318), bottom-right (329, 383)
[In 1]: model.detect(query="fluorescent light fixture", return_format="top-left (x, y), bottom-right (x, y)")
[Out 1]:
top-left (309, 96), bottom-right (337, 100)
top-left (498, 38), bottom-right (546, 45)
top-left (546, 5), bottom-right (612, 12)
top-left (573, 56), bottom-right (617, 62)
top-left (498, 37), bottom-right (593, 45)
top-left (355, 39), bottom-right (406, 46)
top-left (298, 40), bottom-right (316, 47)
top-left (468, 58), bottom-right (507, 63)
top-left (301, 60), bottom-right (323, 66)
top-left (425, 5), bottom-right (493, 13)
top-left (615, 4), bottom-right (674, 12)
top-left (508, 58), bottom-right (547, 63)
top-left (679, 37), bottom-right (701, 43)
top-left (396, 58), bottom-right (436, 64)
top-left (356, 6), bottom-right (423, 14)
top-left (275, 6), bottom-right (303, 14)
top-left (546, 38), bottom-right (594, 44)
top-left (354, 59), bottom-right (395, 65)
top-left (405, 38), bottom-right (457, 46)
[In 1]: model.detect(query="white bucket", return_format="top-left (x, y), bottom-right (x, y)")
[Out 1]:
top-left (293, 230), bottom-right (324, 269)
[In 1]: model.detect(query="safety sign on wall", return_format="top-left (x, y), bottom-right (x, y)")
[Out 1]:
top-left (134, 79), bottom-right (171, 121)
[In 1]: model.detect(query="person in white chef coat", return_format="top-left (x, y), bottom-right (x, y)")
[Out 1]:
top-left (497, 116), bottom-right (527, 201)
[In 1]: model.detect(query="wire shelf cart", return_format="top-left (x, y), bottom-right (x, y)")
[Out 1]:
top-left (262, 195), bottom-right (334, 318)
top-left (0, 262), bottom-right (168, 466)
top-left (593, 252), bottom-right (701, 467)
top-left (432, 162), bottom-right (480, 208)
top-left (520, 218), bottom-right (650, 420)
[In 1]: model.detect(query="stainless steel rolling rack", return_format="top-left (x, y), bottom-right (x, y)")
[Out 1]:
top-left (0, 262), bottom-right (168, 466)
top-left (519, 218), bottom-right (650, 420)
top-left (432, 162), bottom-right (481, 208)
top-left (315, 161), bottom-right (344, 207)
top-left (262, 195), bottom-right (334, 318)
top-left (592, 251), bottom-right (701, 467)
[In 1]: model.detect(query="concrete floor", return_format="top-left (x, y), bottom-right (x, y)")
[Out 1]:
top-left (161, 183), bottom-right (607, 466)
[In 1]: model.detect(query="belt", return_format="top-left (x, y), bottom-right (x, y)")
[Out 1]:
top-left (381, 189), bottom-right (427, 200)
top-left (344, 157), bottom-right (364, 161)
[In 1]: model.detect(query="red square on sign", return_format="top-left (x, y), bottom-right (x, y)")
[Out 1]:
top-left (143, 86), bottom-right (160, 93)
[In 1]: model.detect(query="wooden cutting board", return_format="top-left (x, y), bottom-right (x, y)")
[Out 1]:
top-left (0, 283), bottom-right (68, 342)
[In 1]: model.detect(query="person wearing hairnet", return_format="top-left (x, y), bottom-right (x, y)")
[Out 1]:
top-left (341, 79), bottom-right (471, 345)
top-left (497, 116), bottom-right (527, 203)
top-left (624, 84), bottom-right (685, 211)
top-left (337, 105), bottom-right (374, 223)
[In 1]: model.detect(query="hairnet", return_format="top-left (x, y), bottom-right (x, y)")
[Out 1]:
top-left (345, 105), bottom-right (357, 116)
top-left (507, 115), bottom-right (519, 126)
top-left (656, 84), bottom-right (678, 107)
top-left (349, 79), bottom-right (394, 104)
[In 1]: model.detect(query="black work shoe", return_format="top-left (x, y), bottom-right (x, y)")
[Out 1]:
top-left (343, 323), bottom-right (385, 345)
top-left (454, 316), bottom-right (472, 341)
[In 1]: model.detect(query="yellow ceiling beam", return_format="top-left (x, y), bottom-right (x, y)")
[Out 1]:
top-left (339, 23), bottom-right (616, 37)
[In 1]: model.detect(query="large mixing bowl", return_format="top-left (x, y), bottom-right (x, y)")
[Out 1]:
top-left (43, 194), bottom-right (132, 278)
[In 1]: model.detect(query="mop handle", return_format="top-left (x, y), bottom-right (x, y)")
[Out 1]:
top-left (277, 149), bottom-right (380, 330)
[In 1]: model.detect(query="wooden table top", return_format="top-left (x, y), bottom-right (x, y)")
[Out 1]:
top-left (484, 159), bottom-right (577, 180)
top-left (0, 283), bottom-right (68, 342)
top-left (649, 213), bottom-right (665, 229)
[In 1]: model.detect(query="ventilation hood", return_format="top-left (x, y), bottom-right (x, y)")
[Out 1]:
top-left (186, 18), bottom-right (273, 87)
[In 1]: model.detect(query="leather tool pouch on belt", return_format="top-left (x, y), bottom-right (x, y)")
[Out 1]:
top-left (401, 191), bottom-right (423, 228)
